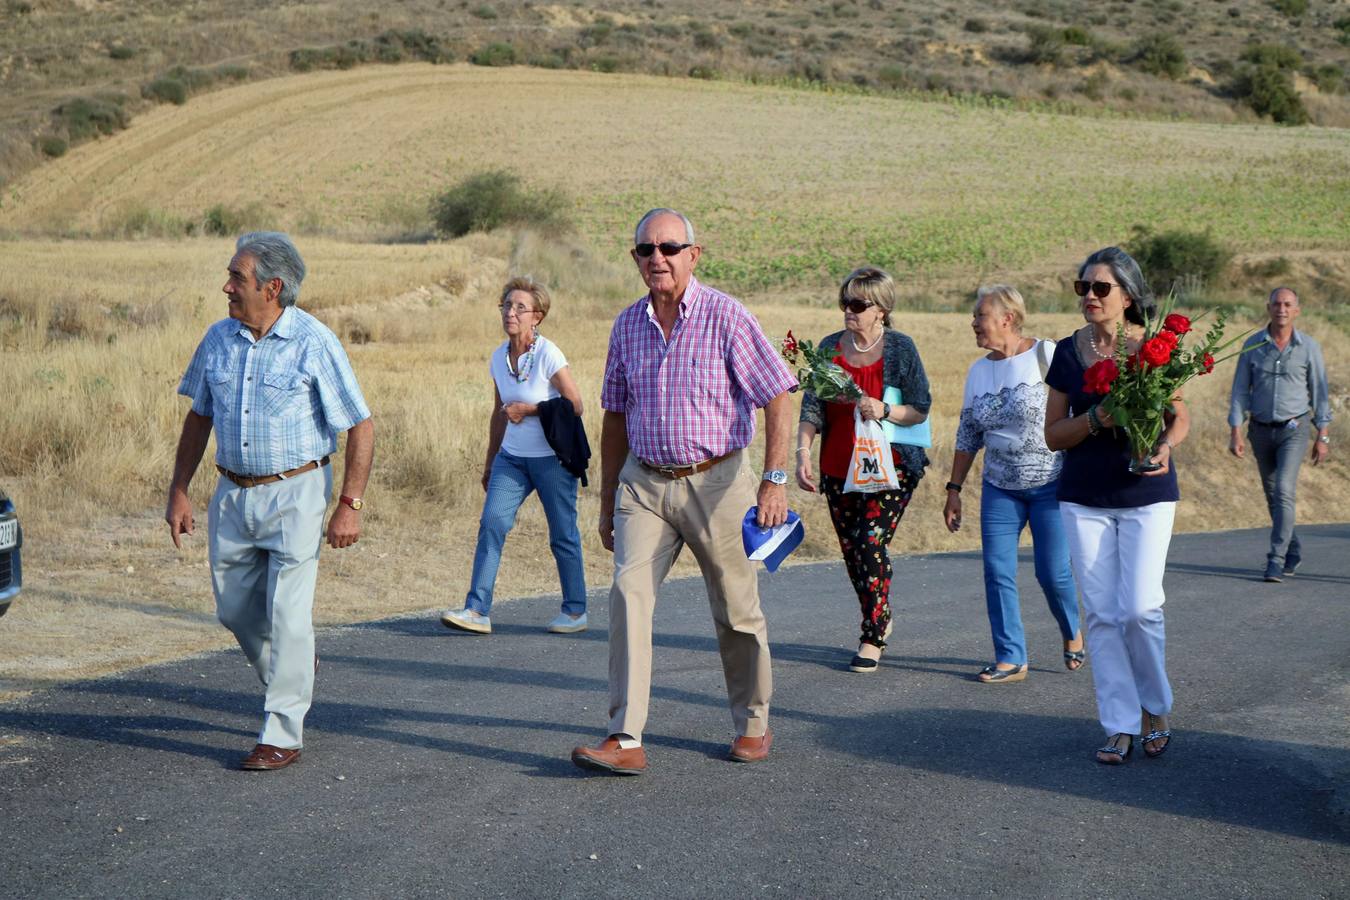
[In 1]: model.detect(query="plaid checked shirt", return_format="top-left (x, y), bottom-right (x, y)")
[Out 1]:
top-left (178, 306), bottom-right (371, 476)
top-left (601, 277), bottom-right (797, 466)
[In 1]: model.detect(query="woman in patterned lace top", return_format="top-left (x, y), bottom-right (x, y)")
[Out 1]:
top-left (943, 285), bottom-right (1084, 684)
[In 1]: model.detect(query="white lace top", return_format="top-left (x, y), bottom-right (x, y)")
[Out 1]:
top-left (954, 340), bottom-right (1062, 491)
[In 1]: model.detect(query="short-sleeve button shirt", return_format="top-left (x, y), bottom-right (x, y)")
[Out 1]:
top-left (178, 306), bottom-right (371, 475)
top-left (600, 277), bottom-right (797, 466)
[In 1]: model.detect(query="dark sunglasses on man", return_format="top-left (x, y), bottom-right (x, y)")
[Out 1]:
top-left (839, 297), bottom-right (876, 314)
top-left (1073, 280), bottom-right (1124, 299)
top-left (634, 241), bottom-right (693, 259)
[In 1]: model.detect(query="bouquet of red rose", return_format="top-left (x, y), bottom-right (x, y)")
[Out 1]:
top-left (1082, 296), bottom-right (1250, 473)
top-left (780, 331), bottom-right (863, 402)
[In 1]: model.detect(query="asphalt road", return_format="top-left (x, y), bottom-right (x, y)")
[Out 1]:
top-left (1, 525), bottom-right (1346, 899)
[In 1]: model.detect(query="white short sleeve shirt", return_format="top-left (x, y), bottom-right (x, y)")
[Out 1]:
top-left (490, 335), bottom-right (567, 458)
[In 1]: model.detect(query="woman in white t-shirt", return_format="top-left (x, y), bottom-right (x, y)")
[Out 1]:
top-left (942, 285), bottom-right (1084, 683)
top-left (441, 277), bottom-right (588, 635)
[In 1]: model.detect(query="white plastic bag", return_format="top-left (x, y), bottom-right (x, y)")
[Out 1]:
top-left (843, 407), bottom-right (899, 493)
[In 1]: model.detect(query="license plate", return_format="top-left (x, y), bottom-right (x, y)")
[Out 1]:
top-left (0, 519), bottom-right (16, 551)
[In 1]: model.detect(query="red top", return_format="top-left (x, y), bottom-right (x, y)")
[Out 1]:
top-left (820, 354), bottom-right (898, 479)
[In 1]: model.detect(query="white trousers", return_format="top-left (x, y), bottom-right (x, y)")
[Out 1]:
top-left (1060, 501), bottom-right (1176, 737)
top-left (208, 465), bottom-right (330, 749)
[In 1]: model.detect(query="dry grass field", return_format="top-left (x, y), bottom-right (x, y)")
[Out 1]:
top-left (3, 65), bottom-right (1347, 296)
top-left (0, 66), bottom-right (1346, 701)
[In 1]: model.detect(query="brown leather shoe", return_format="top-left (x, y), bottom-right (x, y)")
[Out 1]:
top-left (240, 744), bottom-right (301, 771)
top-left (729, 729), bottom-right (773, 763)
top-left (571, 737), bottom-right (646, 775)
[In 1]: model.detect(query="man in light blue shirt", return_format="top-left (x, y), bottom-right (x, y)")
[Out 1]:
top-left (1228, 287), bottom-right (1332, 582)
top-left (166, 232), bottom-right (374, 770)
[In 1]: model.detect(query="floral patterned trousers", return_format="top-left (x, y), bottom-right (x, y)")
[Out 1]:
top-left (821, 470), bottom-right (916, 649)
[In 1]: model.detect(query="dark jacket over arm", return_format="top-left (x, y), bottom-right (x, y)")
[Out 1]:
top-left (537, 397), bottom-right (592, 486)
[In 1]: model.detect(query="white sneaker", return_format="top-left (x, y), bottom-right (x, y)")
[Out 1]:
top-left (546, 612), bottom-right (588, 634)
top-left (441, 608), bottom-right (491, 634)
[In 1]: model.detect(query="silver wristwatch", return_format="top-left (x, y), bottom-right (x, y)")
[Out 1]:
top-left (762, 470), bottom-right (788, 485)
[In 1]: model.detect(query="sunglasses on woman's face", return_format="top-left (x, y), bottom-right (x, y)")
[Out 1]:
top-left (634, 241), bottom-right (692, 259)
top-left (1073, 280), bottom-right (1123, 299)
top-left (840, 298), bottom-right (876, 314)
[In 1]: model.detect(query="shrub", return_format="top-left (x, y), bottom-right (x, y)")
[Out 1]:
top-left (38, 135), bottom-right (68, 158)
top-left (590, 56), bottom-right (621, 73)
top-left (202, 203), bottom-right (266, 237)
top-left (581, 20), bottom-right (613, 46)
top-left (470, 4), bottom-right (497, 19)
top-left (877, 65), bottom-right (914, 89)
top-left (527, 52), bottom-right (566, 69)
top-left (1025, 26), bottom-right (1065, 65)
top-left (142, 76), bottom-right (188, 105)
top-left (1131, 33), bottom-right (1187, 80)
top-left (1336, 17), bottom-right (1350, 46)
top-left (1233, 64), bottom-right (1309, 124)
top-left (54, 95), bottom-right (130, 142)
top-left (963, 17), bottom-right (989, 33)
top-left (688, 65), bottom-right (717, 79)
top-left (471, 42), bottom-right (517, 67)
top-left (1061, 26), bottom-right (1092, 47)
top-left (108, 46), bottom-right (136, 60)
top-left (214, 63), bottom-right (250, 82)
top-left (1127, 226), bottom-right (1233, 297)
top-left (1240, 44), bottom-right (1301, 70)
top-left (1310, 64), bottom-right (1346, 94)
top-left (1244, 256), bottom-right (1292, 279)
top-left (429, 170), bottom-right (570, 238)
top-left (1270, 0), bottom-right (1307, 17)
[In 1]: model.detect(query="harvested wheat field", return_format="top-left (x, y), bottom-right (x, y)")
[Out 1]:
top-left (0, 65), bottom-right (1346, 701)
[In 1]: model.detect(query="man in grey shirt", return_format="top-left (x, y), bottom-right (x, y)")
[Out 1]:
top-left (1228, 287), bottom-right (1332, 582)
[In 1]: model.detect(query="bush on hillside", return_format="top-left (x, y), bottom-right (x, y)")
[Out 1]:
top-left (1130, 33), bottom-right (1187, 80)
top-left (1240, 44), bottom-right (1302, 70)
top-left (1024, 26), bottom-right (1066, 65)
top-left (1127, 226), bottom-right (1233, 298)
top-left (1232, 64), bottom-right (1309, 124)
top-left (38, 135), bottom-right (68, 158)
top-left (108, 45), bottom-right (137, 60)
top-left (1336, 17), bottom-right (1350, 46)
top-left (142, 76), bottom-right (188, 105)
top-left (471, 42), bottom-right (517, 67)
top-left (1270, 0), bottom-right (1307, 17)
top-left (430, 171), bottom-right (570, 238)
top-left (290, 30), bottom-right (452, 72)
top-left (54, 95), bottom-right (130, 142)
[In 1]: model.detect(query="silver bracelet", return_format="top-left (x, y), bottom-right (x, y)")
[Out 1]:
top-left (795, 447), bottom-right (812, 455)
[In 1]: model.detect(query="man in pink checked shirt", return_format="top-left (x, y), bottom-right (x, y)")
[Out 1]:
top-left (571, 208), bottom-right (797, 776)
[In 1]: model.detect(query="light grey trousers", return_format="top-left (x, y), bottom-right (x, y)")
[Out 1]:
top-left (1247, 420), bottom-right (1309, 567)
top-left (208, 465), bottom-right (330, 749)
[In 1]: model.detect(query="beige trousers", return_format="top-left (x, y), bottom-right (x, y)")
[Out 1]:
top-left (607, 451), bottom-right (772, 742)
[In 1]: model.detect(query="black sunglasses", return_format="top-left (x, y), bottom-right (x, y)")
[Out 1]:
top-left (634, 241), bottom-right (692, 258)
top-left (839, 298), bottom-right (876, 314)
top-left (1073, 280), bottom-right (1123, 299)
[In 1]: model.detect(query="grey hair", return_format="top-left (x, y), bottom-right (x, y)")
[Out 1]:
top-left (1269, 286), bottom-right (1299, 305)
top-left (236, 231), bottom-right (306, 308)
top-left (1078, 246), bottom-right (1154, 327)
top-left (633, 208), bottom-right (695, 245)
top-left (975, 284), bottom-right (1026, 332)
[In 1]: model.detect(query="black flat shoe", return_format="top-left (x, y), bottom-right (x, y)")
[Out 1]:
top-left (1095, 734), bottom-right (1133, 765)
top-left (848, 655), bottom-right (880, 673)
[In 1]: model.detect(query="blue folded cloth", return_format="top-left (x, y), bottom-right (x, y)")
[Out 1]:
top-left (742, 508), bottom-right (804, 573)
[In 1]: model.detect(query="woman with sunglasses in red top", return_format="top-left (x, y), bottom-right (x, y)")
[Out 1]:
top-left (795, 267), bottom-right (932, 673)
top-left (1043, 246), bottom-right (1190, 765)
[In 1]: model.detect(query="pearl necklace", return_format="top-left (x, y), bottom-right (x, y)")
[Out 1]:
top-left (851, 329), bottom-right (884, 353)
top-left (1087, 329), bottom-right (1115, 361)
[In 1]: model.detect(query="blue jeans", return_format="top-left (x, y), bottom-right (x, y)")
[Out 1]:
top-left (1247, 419), bottom-right (1309, 567)
top-left (980, 480), bottom-right (1079, 665)
top-left (466, 451), bottom-right (586, 616)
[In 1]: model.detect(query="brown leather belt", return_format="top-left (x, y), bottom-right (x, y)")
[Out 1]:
top-left (217, 456), bottom-right (330, 488)
top-left (639, 452), bottom-right (735, 479)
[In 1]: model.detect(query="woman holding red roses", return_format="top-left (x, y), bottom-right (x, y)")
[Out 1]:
top-left (1044, 246), bottom-right (1190, 766)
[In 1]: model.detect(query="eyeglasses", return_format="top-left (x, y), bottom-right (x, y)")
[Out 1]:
top-left (1073, 280), bottom-right (1123, 299)
top-left (839, 298), bottom-right (876, 314)
top-left (499, 303), bottom-right (538, 317)
top-left (634, 241), bottom-right (692, 258)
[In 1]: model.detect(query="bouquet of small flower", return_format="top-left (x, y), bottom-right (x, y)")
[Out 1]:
top-left (780, 331), bottom-right (863, 402)
top-left (1083, 295), bottom-right (1251, 473)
